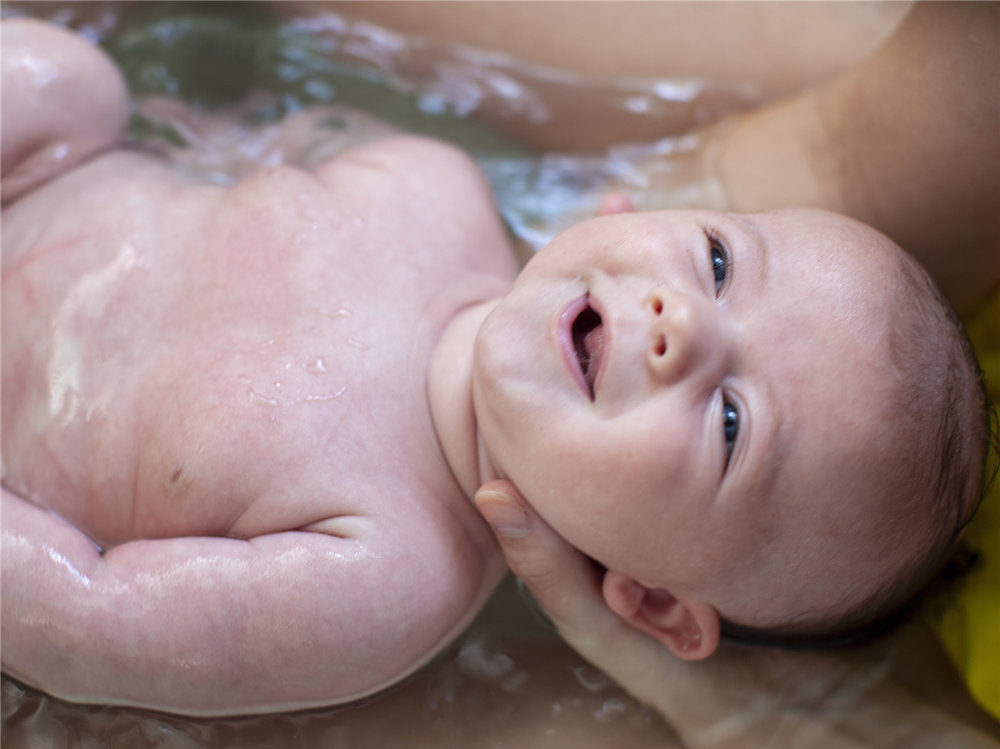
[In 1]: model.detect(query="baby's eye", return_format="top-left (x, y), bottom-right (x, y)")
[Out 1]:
top-left (723, 401), bottom-right (739, 464)
top-left (707, 231), bottom-right (730, 295)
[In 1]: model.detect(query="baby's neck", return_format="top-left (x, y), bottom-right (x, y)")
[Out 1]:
top-left (427, 299), bottom-right (501, 499)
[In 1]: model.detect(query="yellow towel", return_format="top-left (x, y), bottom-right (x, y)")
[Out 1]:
top-left (935, 289), bottom-right (1000, 720)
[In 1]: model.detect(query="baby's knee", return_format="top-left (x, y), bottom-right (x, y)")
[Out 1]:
top-left (1, 18), bottom-right (129, 201)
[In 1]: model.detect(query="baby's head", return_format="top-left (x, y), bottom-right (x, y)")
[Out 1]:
top-left (472, 207), bottom-right (989, 658)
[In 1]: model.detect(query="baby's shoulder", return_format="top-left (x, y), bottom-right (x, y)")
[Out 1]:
top-left (314, 135), bottom-right (487, 194)
top-left (311, 135), bottom-right (517, 277)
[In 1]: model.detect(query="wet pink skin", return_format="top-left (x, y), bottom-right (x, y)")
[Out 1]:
top-left (2, 18), bottom-right (518, 716)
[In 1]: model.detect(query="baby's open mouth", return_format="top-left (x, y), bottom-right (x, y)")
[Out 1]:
top-left (571, 303), bottom-right (604, 399)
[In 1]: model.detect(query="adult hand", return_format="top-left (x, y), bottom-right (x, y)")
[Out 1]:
top-left (474, 480), bottom-right (1000, 749)
top-left (474, 480), bottom-right (795, 748)
top-left (473, 480), bottom-right (673, 701)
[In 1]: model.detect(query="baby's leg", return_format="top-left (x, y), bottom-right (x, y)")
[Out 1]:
top-left (1, 19), bottom-right (129, 204)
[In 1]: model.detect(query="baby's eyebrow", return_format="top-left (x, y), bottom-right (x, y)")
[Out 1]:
top-left (730, 213), bottom-right (770, 288)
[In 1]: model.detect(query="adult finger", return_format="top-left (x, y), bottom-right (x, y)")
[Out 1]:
top-left (473, 480), bottom-right (655, 660)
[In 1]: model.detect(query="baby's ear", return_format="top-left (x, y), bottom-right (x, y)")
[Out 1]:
top-left (602, 570), bottom-right (719, 660)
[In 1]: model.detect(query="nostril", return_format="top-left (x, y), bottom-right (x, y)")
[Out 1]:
top-left (653, 335), bottom-right (667, 357)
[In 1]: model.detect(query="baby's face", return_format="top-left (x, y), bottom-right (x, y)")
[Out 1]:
top-left (473, 208), bottom-right (916, 627)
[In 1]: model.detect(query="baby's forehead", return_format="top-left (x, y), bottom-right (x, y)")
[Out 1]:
top-left (750, 210), bottom-right (911, 334)
top-left (751, 208), bottom-right (905, 271)
top-left (731, 211), bottom-right (917, 509)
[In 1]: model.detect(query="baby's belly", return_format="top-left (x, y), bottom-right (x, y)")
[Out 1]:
top-left (3, 265), bottom-right (435, 548)
top-left (3, 345), bottom-right (257, 545)
top-left (3, 242), bottom-right (372, 546)
top-left (3, 334), bottom-right (383, 546)
top-left (2, 150), bottom-right (459, 548)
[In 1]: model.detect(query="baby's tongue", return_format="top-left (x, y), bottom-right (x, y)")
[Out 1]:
top-left (583, 325), bottom-right (604, 387)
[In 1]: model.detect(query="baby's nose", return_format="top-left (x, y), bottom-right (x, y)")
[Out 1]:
top-left (646, 286), bottom-right (724, 383)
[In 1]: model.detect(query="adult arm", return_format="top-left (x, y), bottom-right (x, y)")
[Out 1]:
top-left (1, 18), bottom-right (129, 204)
top-left (320, 2), bottom-right (907, 107)
top-left (475, 481), bottom-right (1000, 748)
top-left (713, 1), bottom-right (1000, 313)
top-left (327, 1), bottom-right (1000, 311)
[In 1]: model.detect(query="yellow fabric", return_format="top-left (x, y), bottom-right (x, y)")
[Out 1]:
top-left (934, 289), bottom-right (1000, 721)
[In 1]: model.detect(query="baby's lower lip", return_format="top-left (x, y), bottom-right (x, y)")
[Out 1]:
top-left (560, 295), bottom-right (594, 399)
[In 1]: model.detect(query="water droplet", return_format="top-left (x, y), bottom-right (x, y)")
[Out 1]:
top-left (305, 386), bottom-right (347, 402)
top-left (456, 635), bottom-right (515, 682)
top-left (572, 665), bottom-right (611, 692)
top-left (305, 357), bottom-right (327, 374)
top-left (248, 389), bottom-right (279, 407)
top-left (593, 698), bottom-right (627, 723)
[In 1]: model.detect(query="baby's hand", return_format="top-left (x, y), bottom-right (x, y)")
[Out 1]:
top-left (1, 19), bottom-right (128, 203)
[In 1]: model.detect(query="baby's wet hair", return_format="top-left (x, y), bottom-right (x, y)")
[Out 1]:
top-left (718, 543), bottom-right (984, 650)
top-left (719, 247), bottom-right (996, 651)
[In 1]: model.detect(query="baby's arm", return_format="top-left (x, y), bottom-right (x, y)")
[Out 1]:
top-left (1, 19), bottom-right (129, 203)
top-left (1, 487), bottom-right (482, 715)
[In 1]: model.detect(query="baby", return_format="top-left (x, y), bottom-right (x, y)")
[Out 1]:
top-left (1, 18), bottom-right (987, 717)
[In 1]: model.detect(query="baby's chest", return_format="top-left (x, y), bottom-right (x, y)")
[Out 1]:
top-left (6, 285), bottom-right (449, 544)
top-left (130, 366), bottom-right (445, 541)
top-left (125, 244), bottom-right (469, 538)
top-left (3, 213), bottom-right (459, 544)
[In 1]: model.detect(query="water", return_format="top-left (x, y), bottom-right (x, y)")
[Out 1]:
top-left (5, 1), bottom-right (755, 252)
